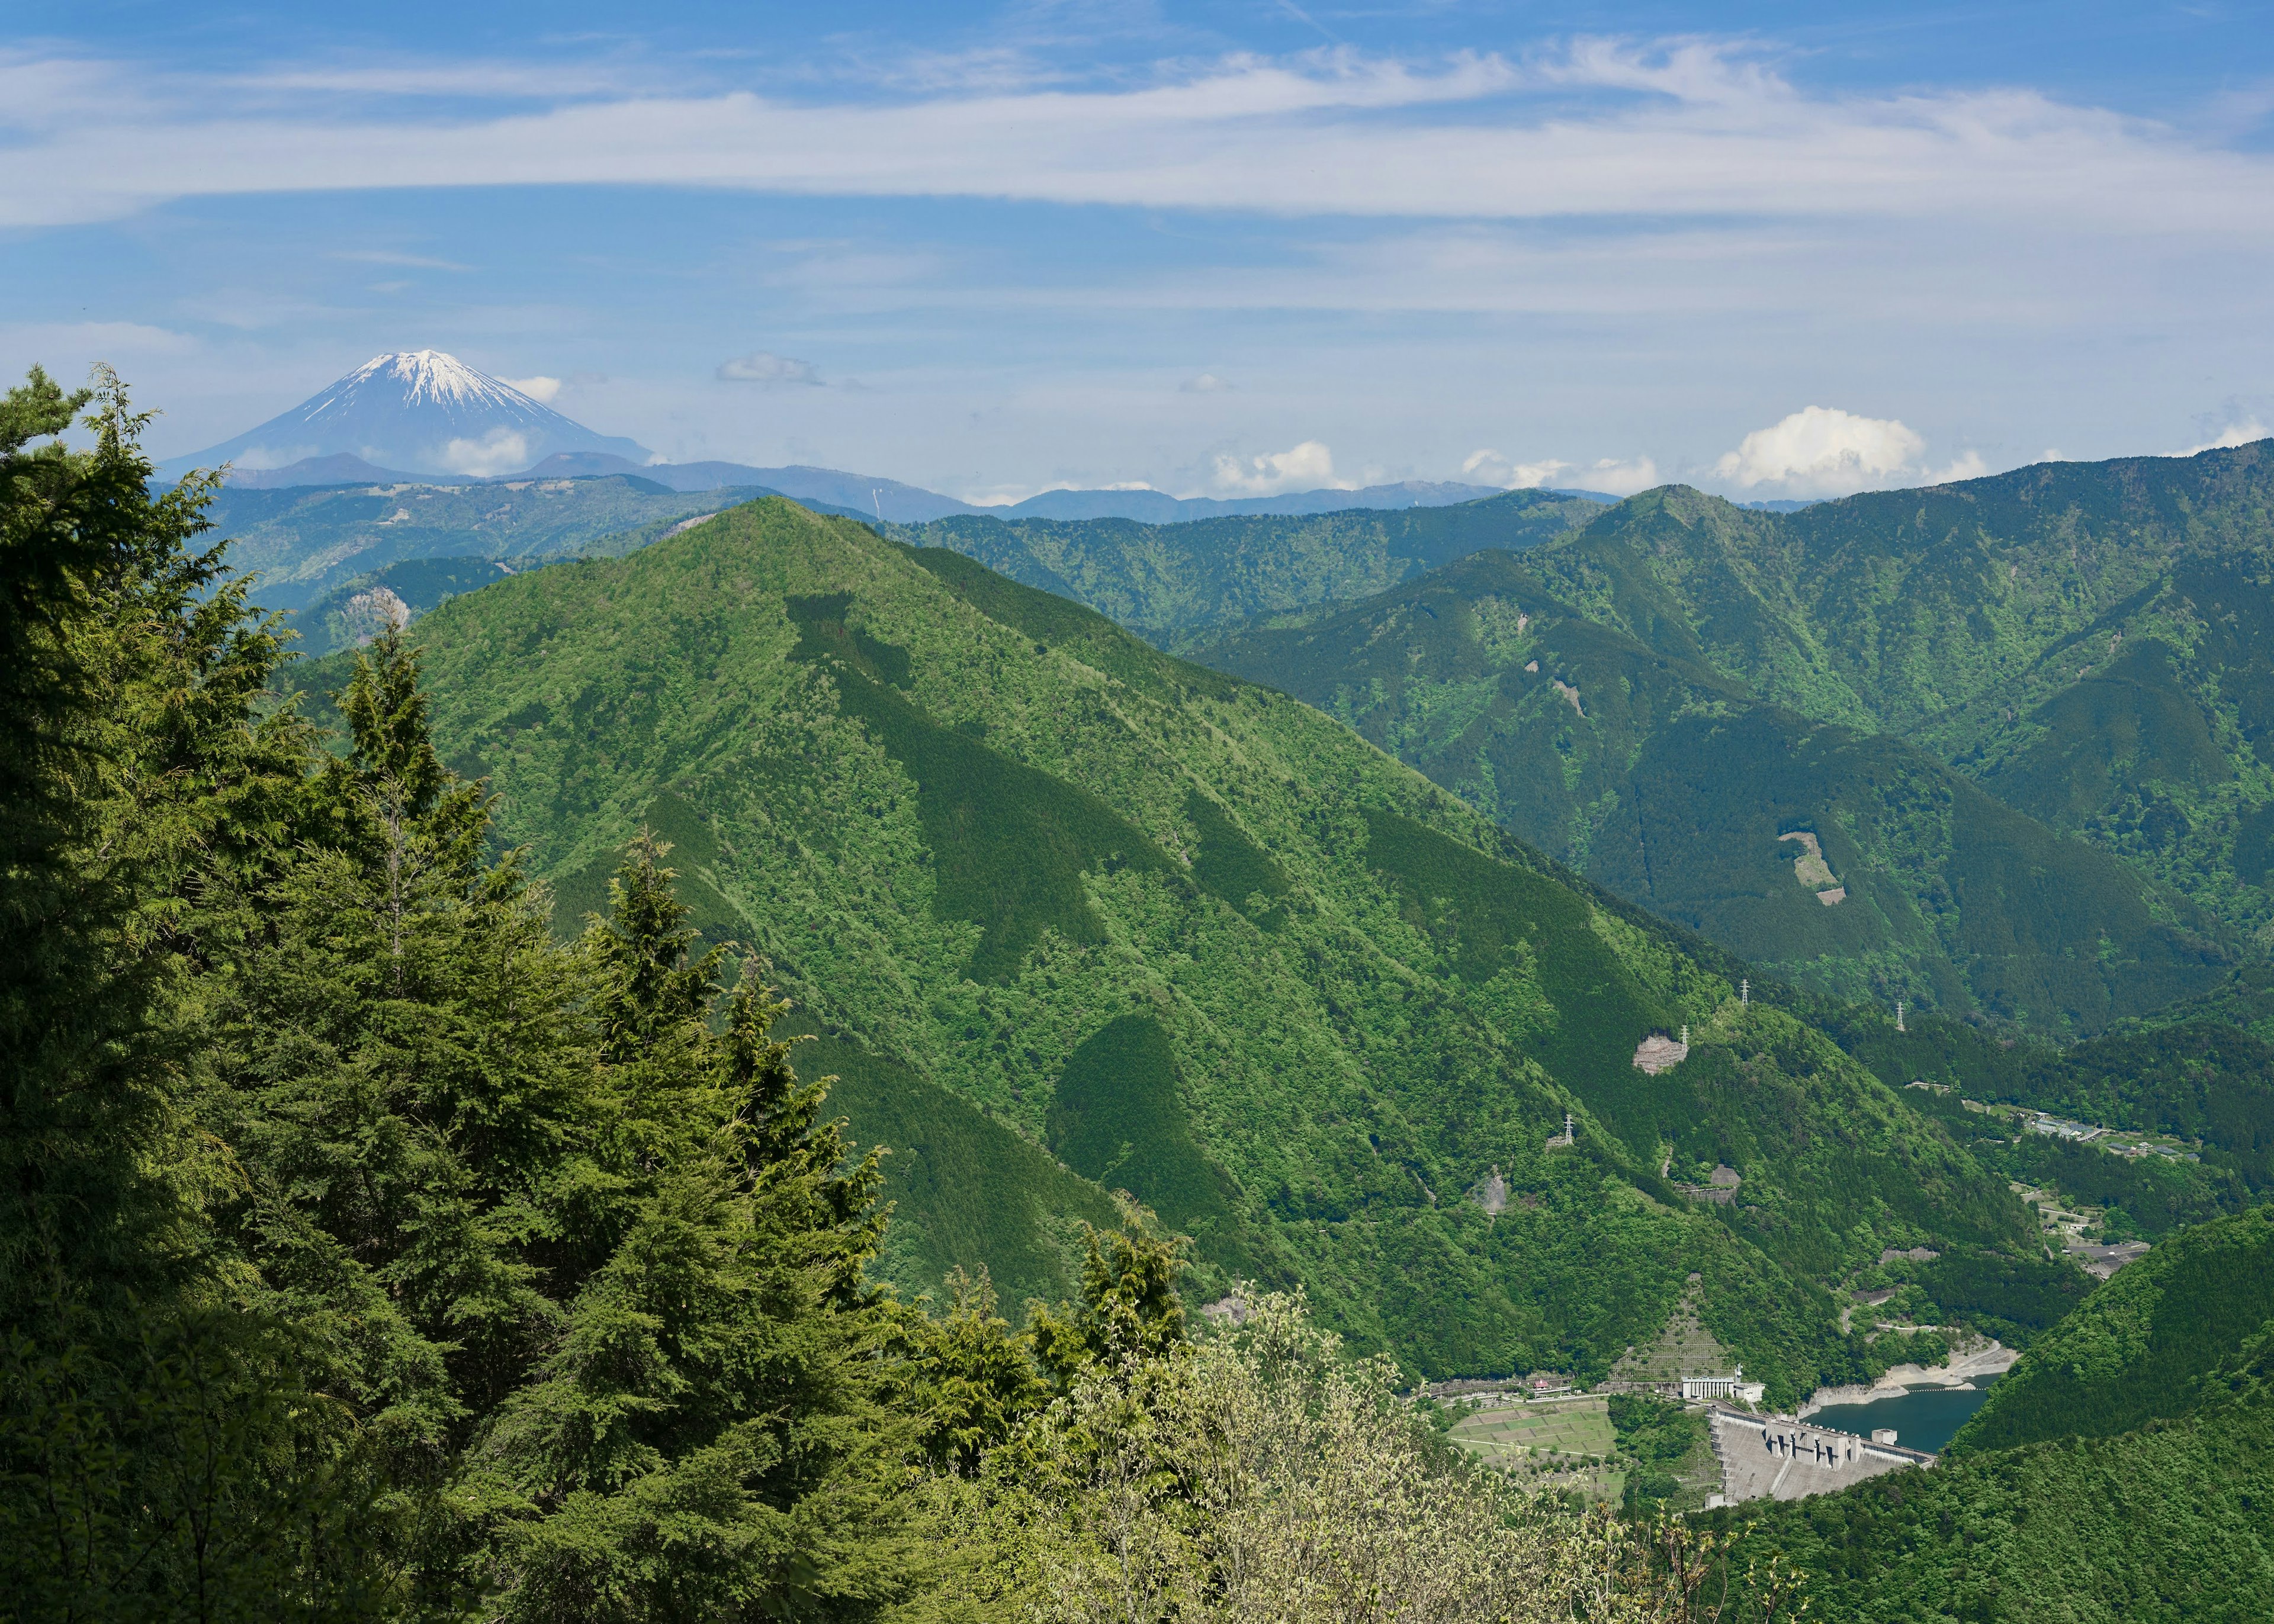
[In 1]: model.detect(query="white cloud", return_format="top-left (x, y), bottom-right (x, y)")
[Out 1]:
top-left (1462, 448), bottom-right (1659, 494)
top-left (4, 40), bottom-right (2270, 238)
top-left (1575, 456), bottom-right (1662, 496)
top-left (717, 350), bottom-right (823, 385)
top-left (505, 374), bottom-right (563, 402)
top-left (439, 427), bottom-right (533, 475)
top-left (2185, 417), bottom-right (2269, 454)
top-left (1180, 372), bottom-right (1233, 393)
top-left (1712, 406), bottom-right (1981, 497)
top-left (1463, 449), bottom-right (1570, 488)
top-left (330, 249), bottom-right (470, 270)
top-left (1210, 439), bottom-right (1345, 496)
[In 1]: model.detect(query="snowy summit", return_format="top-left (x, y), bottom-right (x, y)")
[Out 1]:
top-left (163, 350), bottom-right (650, 483)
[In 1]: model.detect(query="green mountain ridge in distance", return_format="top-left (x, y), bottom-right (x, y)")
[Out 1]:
top-left (1521, 453), bottom-right (2274, 940)
top-left (1196, 447), bottom-right (2274, 1034)
top-left (1198, 546), bottom-right (2230, 1034)
top-left (1719, 1207), bottom-right (2274, 1620)
top-left (294, 496), bottom-right (2049, 1397)
top-left (884, 484), bottom-right (1603, 645)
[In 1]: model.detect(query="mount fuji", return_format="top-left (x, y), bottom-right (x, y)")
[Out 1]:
top-left (160, 350), bottom-right (650, 481)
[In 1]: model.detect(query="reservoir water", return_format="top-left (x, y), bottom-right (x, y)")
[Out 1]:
top-left (1806, 1383), bottom-right (1996, 1453)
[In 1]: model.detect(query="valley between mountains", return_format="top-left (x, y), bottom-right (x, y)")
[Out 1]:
top-left (305, 495), bottom-right (2051, 1401)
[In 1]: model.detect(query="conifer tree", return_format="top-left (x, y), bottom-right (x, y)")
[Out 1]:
top-left (469, 840), bottom-right (913, 1620)
top-left (0, 368), bottom-right (381, 1620)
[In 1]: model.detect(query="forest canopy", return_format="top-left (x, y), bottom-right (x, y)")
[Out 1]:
top-left (0, 372), bottom-right (1794, 1619)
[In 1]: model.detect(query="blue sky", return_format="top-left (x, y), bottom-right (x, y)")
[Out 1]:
top-left (4, 1), bottom-right (2270, 501)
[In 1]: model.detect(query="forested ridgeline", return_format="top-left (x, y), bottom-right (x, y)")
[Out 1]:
top-left (1192, 452), bottom-right (2274, 1035)
top-left (1, 373), bottom-right (1814, 1618)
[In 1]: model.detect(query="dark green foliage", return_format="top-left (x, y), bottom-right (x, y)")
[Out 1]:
top-left (787, 593), bottom-right (1173, 980)
top-left (0, 369), bottom-right (393, 1619)
top-left (799, 1034), bottom-right (1121, 1310)
top-left (903, 542), bottom-right (1242, 701)
top-left (1362, 806), bottom-right (1673, 1156)
top-left (1046, 1016), bottom-right (1241, 1255)
top-left (1030, 1224), bottom-right (1192, 1385)
top-left (892, 1269), bottom-right (1048, 1476)
top-left (1608, 1394), bottom-right (1710, 1514)
top-left (788, 591), bottom-right (914, 689)
top-left (1186, 788), bottom-right (1289, 925)
top-left (1984, 638), bottom-right (2234, 824)
top-left (1907, 1252), bottom-right (2096, 1349)
top-left (1954, 1205), bottom-right (2274, 1451)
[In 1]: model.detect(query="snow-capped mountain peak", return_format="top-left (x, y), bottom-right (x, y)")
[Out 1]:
top-left (320, 350), bottom-right (545, 416)
top-left (163, 349), bottom-right (650, 481)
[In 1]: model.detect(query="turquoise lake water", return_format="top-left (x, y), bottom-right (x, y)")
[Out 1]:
top-left (1806, 1383), bottom-right (1996, 1453)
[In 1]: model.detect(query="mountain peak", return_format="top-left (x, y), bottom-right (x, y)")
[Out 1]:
top-left (160, 349), bottom-right (651, 481)
top-left (332, 350), bottom-right (545, 414)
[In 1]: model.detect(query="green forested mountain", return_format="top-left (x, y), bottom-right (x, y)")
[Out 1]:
top-left (1794, 969), bottom-right (2274, 1255)
top-left (15, 372), bottom-right (1767, 1621)
top-left (296, 493), bottom-right (2055, 1400)
top-left (207, 472), bottom-right (791, 609)
top-left (1200, 547), bottom-right (2226, 1032)
top-left (1720, 1207), bottom-right (2274, 1620)
top-left (1955, 1204), bottom-right (2274, 1449)
top-left (1197, 449), bottom-right (2274, 1033)
top-left (884, 485), bottom-right (1601, 645)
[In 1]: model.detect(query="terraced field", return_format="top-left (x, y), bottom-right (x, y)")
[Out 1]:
top-left (1448, 1397), bottom-right (1625, 1500)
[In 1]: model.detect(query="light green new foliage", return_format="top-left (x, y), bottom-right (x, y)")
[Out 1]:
top-left (316, 494), bottom-right (2044, 1400)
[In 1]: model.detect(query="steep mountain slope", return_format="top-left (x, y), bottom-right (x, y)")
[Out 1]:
top-left (297, 495), bottom-right (2042, 1395)
top-left (1200, 547), bottom-right (2229, 1032)
top-left (1955, 1204), bottom-right (2274, 1451)
top-left (1720, 1208), bottom-right (2274, 1621)
top-left (162, 350), bottom-right (649, 479)
top-left (1514, 448), bottom-right (2274, 942)
top-left (889, 486), bottom-right (1602, 645)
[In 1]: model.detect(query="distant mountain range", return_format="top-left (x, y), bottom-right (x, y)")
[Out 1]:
top-left (1194, 448), bottom-right (2274, 1033)
top-left (158, 350), bottom-right (1610, 522)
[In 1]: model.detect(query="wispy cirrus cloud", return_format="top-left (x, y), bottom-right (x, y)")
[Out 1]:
top-left (330, 249), bottom-right (472, 271)
top-left (2, 38), bottom-right (2269, 239)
